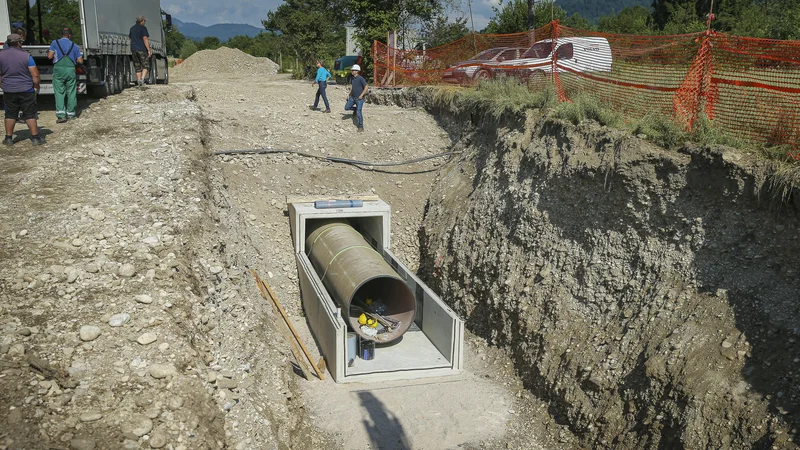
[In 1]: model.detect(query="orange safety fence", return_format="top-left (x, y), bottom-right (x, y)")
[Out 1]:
top-left (372, 21), bottom-right (800, 150)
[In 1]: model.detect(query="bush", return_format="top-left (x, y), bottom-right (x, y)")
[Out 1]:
top-left (179, 41), bottom-right (198, 60)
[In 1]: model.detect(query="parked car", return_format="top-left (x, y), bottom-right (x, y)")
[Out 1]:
top-left (490, 37), bottom-right (612, 84)
top-left (334, 55), bottom-right (364, 84)
top-left (442, 47), bottom-right (527, 84)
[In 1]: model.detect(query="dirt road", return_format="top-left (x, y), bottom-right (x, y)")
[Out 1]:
top-left (0, 51), bottom-right (576, 450)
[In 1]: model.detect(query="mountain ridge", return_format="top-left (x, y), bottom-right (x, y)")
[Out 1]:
top-left (173, 18), bottom-right (263, 41)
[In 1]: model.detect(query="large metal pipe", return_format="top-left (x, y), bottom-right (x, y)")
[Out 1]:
top-left (305, 220), bottom-right (415, 343)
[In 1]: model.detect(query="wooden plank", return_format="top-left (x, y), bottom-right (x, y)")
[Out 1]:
top-left (258, 274), bottom-right (326, 381)
top-left (252, 271), bottom-right (312, 380)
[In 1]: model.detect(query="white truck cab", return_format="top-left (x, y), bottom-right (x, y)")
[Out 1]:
top-left (491, 37), bottom-right (612, 81)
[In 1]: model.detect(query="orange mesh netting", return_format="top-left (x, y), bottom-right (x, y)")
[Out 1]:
top-left (372, 21), bottom-right (800, 149)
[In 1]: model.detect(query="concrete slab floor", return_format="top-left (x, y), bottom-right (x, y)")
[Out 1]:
top-left (292, 318), bottom-right (514, 450)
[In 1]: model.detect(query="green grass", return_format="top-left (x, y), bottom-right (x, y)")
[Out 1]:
top-left (553, 94), bottom-right (623, 127)
top-left (433, 78), bottom-right (557, 119)
top-left (429, 77), bottom-right (800, 194)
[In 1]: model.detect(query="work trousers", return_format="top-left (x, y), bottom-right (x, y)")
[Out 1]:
top-left (53, 58), bottom-right (77, 119)
top-left (344, 97), bottom-right (365, 129)
top-left (313, 81), bottom-right (330, 110)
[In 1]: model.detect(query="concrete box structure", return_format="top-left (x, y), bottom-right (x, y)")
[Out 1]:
top-left (289, 199), bottom-right (464, 383)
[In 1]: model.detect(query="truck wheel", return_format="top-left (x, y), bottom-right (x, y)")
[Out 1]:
top-left (123, 56), bottom-right (131, 88)
top-left (345, 74), bottom-right (353, 85)
top-left (162, 58), bottom-right (169, 85)
top-left (102, 56), bottom-right (114, 97)
top-left (115, 56), bottom-right (125, 92)
top-left (148, 58), bottom-right (158, 85)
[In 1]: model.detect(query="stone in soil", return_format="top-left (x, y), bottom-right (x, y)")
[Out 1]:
top-left (149, 428), bottom-right (169, 448)
top-left (121, 415), bottom-right (153, 437)
top-left (119, 264), bottom-right (137, 277)
top-left (79, 326), bottom-right (101, 342)
top-left (135, 294), bottom-right (153, 304)
top-left (137, 332), bottom-right (158, 345)
top-left (79, 412), bottom-right (103, 422)
top-left (216, 378), bottom-right (238, 390)
top-left (149, 363), bottom-right (177, 379)
top-left (108, 313), bottom-right (131, 327)
top-left (70, 438), bottom-right (96, 450)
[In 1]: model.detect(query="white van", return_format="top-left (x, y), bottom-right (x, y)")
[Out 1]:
top-left (489, 37), bottom-right (612, 82)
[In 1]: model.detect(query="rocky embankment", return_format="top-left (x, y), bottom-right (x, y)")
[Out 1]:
top-left (376, 89), bottom-right (800, 449)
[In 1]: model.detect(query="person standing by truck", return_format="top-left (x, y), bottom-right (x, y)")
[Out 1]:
top-left (310, 60), bottom-right (332, 113)
top-left (129, 16), bottom-right (151, 86)
top-left (0, 33), bottom-right (44, 146)
top-left (343, 64), bottom-right (368, 132)
top-left (48, 27), bottom-right (84, 123)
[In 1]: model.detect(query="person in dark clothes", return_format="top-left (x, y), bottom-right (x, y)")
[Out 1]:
top-left (0, 34), bottom-right (44, 146)
top-left (129, 16), bottom-right (151, 86)
top-left (343, 64), bottom-right (368, 132)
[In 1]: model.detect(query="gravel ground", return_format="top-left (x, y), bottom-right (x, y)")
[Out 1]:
top-left (0, 49), bottom-right (577, 450)
top-left (0, 86), bottom-right (227, 450)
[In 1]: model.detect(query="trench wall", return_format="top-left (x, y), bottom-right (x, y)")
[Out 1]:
top-left (376, 89), bottom-right (800, 449)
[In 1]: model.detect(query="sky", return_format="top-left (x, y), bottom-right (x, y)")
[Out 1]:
top-left (161, 0), bottom-right (496, 30)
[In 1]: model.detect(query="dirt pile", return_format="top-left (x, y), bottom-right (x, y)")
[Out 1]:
top-left (172, 47), bottom-right (278, 80)
top-left (371, 89), bottom-right (800, 449)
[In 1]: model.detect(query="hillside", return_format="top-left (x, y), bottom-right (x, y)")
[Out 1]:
top-left (173, 18), bottom-right (263, 41)
top-left (557, 0), bottom-right (652, 21)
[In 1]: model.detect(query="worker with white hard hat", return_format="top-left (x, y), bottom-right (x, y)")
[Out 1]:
top-left (344, 64), bottom-right (368, 133)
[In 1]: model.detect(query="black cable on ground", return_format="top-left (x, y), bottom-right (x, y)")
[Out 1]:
top-left (212, 148), bottom-right (459, 167)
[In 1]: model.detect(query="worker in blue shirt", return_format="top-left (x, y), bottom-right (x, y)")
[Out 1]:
top-left (48, 27), bottom-right (84, 123)
top-left (310, 60), bottom-right (332, 113)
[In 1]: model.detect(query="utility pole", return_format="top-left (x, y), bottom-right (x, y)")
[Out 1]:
top-left (468, 0), bottom-right (477, 54)
top-left (528, 0), bottom-right (535, 30)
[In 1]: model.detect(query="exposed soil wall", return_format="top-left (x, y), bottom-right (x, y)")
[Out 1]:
top-left (376, 90), bottom-right (800, 449)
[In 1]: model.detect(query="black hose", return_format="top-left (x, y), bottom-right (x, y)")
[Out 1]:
top-left (212, 148), bottom-right (459, 167)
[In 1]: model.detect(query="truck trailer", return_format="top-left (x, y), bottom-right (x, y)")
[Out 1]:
top-left (0, 0), bottom-right (169, 97)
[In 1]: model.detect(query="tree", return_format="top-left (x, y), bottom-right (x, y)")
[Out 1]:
top-left (484, 0), bottom-right (568, 34)
top-left (350, 0), bottom-right (440, 70)
top-left (8, 0), bottom-right (82, 44)
top-left (658, 1), bottom-right (706, 33)
top-left (164, 24), bottom-right (186, 58)
top-left (196, 36), bottom-right (222, 51)
top-left (264, 0), bottom-right (347, 72)
top-left (421, 15), bottom-right (470, 48)
top-left (562, 13), bottom-right (592, 29)
top-left (598, 6), bottom-right (654, 34)
top-left (723, 0), bottom-right (800, 39)
top-left (179, 40), bottom-right (198, 59)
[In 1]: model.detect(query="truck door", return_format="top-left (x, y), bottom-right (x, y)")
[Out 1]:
top-left (553, 42), bottom-right (575, 73)
top-left (80, 0), bottom-right (99, 50)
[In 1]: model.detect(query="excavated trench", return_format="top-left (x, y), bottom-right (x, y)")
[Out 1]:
top-left (373, 89), bottom-right (800, 449)
top-left (181, 70), bottom-right (799, 449)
